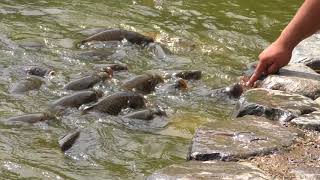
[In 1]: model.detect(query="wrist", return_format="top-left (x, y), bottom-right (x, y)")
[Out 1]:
top-left (274, 35), bottom-right (296, 52)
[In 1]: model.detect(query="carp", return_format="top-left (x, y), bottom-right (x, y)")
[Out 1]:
top-left (84, 92), bottom-right (146, 115)
top-left (81, 29), bottom-right (154, 45)
top-left (51, 90), bottom-right (102, 109)
top-left (121, 72), bottom-right (164, 94)
top-left (59, 130), bottom-right (80, 152)
top-left (64, 71), bottom-right (112, 91)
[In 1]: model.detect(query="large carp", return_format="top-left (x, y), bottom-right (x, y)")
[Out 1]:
top-left (5, 113), bottom-right (51, 124)
top-left (51, 90), bottom-right (102, 109)
top-left (83, 92), bottom-right (146, 115)
top-left (81, 29), bottom-right (154, 45)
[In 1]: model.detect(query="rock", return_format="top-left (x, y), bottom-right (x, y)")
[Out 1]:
top-left (290, 33), bottom-right (320, 65)
top-left (291, 111), bottom-right (320, 131)
top-left (233, 88), bottom-right (320, 122)
top-left (187, 115), bottom-right (300, 161)
top-left (147, 161), bottom-right (270, 180)
top-left (258, 64), bottom-right (320, 100)
top-left (290, 167), bottom-right (320, 180)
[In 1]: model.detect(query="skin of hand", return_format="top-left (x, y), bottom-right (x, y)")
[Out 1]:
top-left (247, 0), bottom-right (320, 87)
top-left (247, 40), bottom-right (293, 87)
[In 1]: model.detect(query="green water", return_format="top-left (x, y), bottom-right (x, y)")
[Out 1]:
top-left (0, 0), bottom-right (301, 179)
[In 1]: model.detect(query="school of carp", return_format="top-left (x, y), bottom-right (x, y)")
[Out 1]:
top-left (3, 28), bottom-right (244, 152)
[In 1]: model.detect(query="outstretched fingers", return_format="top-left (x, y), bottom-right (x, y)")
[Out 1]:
top-left (246, 61), bottom-right (267, 87)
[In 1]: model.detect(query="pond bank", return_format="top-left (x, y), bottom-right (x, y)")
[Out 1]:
top-left (147, 34), bottom-right (320, 180)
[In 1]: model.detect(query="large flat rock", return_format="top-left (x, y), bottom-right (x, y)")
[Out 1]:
top-left (147, 161), bottom-right (270, 180)
top-left (258, 64), bottom-right (320, 100)
top-left (290, 167), bottom-right (320, 180)
top-left (187, 115), bottom-right (300, 161)
top-left (290, 33), bottom-right (320, 64)
top-left (291, 111), bottom-right (320, 131)
top-left (233, 88), bottom-right (320, 122)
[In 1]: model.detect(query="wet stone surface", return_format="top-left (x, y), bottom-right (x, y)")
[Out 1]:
top-left (259, 65), bottom-right (320, 100)
top-left (187, 115), bottom-right (300, 161)
top-left (147, 161), bottom-right (270, 180)
top-left (233, 88), bottom-right (320, 122)
top-left (290, 33), bottom-right (320, 66)
top-left (291, 111), bottom-right (320, 131)
top-left (290, 167), bottom-right (320, 180)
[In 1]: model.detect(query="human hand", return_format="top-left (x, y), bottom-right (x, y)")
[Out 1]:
top-left (246, 40), bottom-right (293, 87)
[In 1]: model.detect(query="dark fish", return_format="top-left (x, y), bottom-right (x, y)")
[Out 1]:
top-left (84, 92), bottom-right (146, 115)
top-left (174, 70), bottom-right (202, 80)
top-left (6, 113), bottom-right (50, 124)
top-left (64, 71), bottom-right (112, 91)
top-left (59, 130), bottom-right (80, 152)
top-left (210, 83), bottom-right (244, 99)
top-left (121, 72), bottom-right (164, 94)
top-left (10, 76), bottom-right (43, 94)
top-left (93, 63), bottom-right (128, 72)
top-left (25, 66), bottom-right (55, 77)
top-left (158, 78), bottom-right (188, 93)
top-left (81, 29), bottom-right (154, 45)
top-left (123, 108), bottom-right (166, 121)
top-left (51, 90), bottom-right (102, 109)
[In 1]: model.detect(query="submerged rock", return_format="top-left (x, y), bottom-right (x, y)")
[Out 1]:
top-left (10, 76), bottom-right (43, 94)
top-left (59, 129), bottom-right (80, 152)
top-left (121, 72), bottom-right (164, 94)
top-left (187, 115), bottom-right (300, 161)
top-left (81, 28), bottom-right (154, 45)
top-left (64, 71), bottom-right (112, 91)
top-left (83, 92), bottom-right (146, 115)
top-left (147, 161), bottom-right (270, 180)
top-left (51, 90), bottom-right (102, 109)
top-left (233, 88), bottom-right (320, 122)
top-left (5, 113), bottom-right (51, 124)
top-left (291, 111), bottom-right (320, 131)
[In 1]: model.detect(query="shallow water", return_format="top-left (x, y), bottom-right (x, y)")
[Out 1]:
top-left (0, 0), bottom-right (300, 179)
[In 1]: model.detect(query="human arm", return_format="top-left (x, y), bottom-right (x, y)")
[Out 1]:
top-left (247, 0), bottom-right (320, 86)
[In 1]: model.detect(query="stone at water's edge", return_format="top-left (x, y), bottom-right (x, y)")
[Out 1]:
top-left (233, 88), bottom-right (320, 122)
top-left (260, 75), bottom-right (320, 100)
top-left (147, 161), bottom-right (270, 180)
top-left (187, 115), bottom-right (300, 161)
top-left (291, 111), bottom-right (320, 131)
top-left (290, 167), bottom-right (320, 180)
top-left (290, 33), bottom-right (320, 65)
top-left (257, 64), bottom-right (320, 100)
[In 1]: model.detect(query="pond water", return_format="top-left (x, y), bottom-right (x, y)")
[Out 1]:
top-left (0, 0), bottom-right (300, 179)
